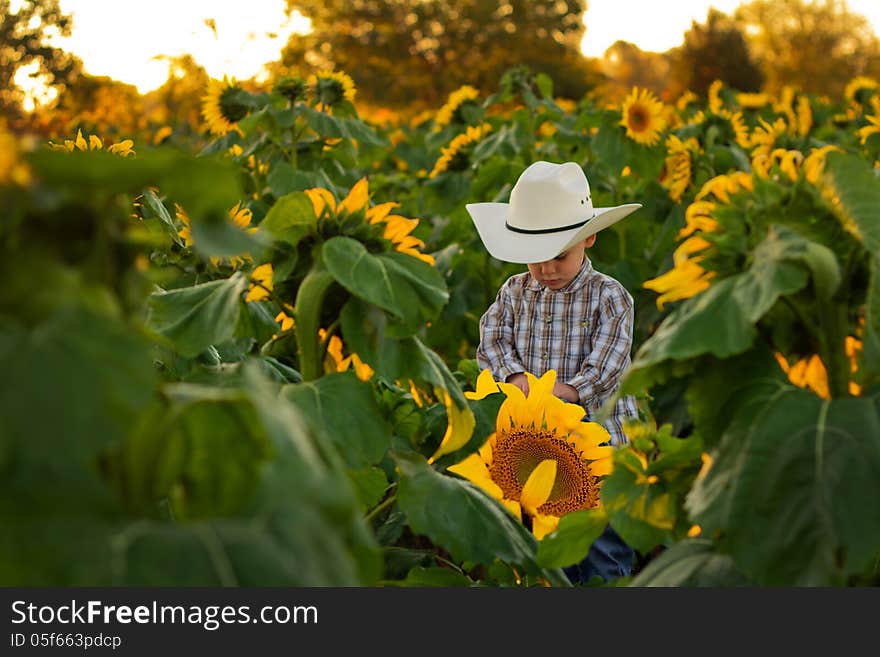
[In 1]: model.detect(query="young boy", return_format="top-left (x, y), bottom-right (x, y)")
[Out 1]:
top-left (466, 160), bottom-right (642, 583)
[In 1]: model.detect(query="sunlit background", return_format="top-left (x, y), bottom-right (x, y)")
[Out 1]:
top-left (16, 0), bottom-right (880, 100)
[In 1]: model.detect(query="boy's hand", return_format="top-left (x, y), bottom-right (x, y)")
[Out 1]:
top-left (505, 373), bottom-right (530, 396)
top-left (553, 382), bottom-right (580, 403)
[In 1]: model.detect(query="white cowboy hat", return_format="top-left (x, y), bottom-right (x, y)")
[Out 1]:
top-left (466, 161), bottom-right (642, 264)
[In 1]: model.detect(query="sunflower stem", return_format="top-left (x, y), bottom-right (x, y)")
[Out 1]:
top-left (364, 491), bottom-right (397, 524)
top-left (293, 263), bottom-right (335, 381)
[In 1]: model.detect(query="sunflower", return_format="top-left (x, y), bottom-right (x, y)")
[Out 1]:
top-left (308, 70), bottom-right (356, 110)
top-left (303, 178), bottom-right (435, 265)
top-left (844, 75), bottom-right (878, 108)
top-left (857, 114), bottom-right (880, 145)
top-left (429, 123), bottom-right (491, 178)
top-left (175, 201), bottom-right (257, 267)
top-left (433, 85), bottom-right (480, 129)
top-left (661, 135), bottom-right (700, 203)
top-left (447, 370), bottom-right (614, 540)
top-left (48, 129), bottom-right (135, 157)
top-left (707, 79), bottom-right (725, 115)
top-left (619, 87), bottom-right (666, 146)
top-left (201, 76), bottom-right (248, 136)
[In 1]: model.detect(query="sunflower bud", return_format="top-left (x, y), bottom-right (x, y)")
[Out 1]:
top-left (274, 76), bottom-right (307, 103)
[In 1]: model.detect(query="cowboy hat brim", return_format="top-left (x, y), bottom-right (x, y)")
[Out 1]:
top-left (465, 202), bottom-right (642, 264)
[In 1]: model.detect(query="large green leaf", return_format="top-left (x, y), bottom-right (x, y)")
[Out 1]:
top-left (323, 236), bottom-right (447, 331)
top-left (146, 273), bottom-right (247, 358)
top-left (0, 307), bottom-right (156, 477)
top-left (281, 371), bottom-right (393, 468)
top-left (630, 539), bottom-right (749, 587)
top-left (536, 508), bottom-right (608, 568)
top-left (258, 191), bottom-right (317, 247)
top-left (1, 363), bottom-right (381, 586)
top-left (109, 388), bottom-right (272, 521)
top-left (686, 383), bottom-right (880, 585)
top-left (823, 152), bottom-right (880, 383)
top-left (632, 226), bottom-right (814, 370)
top-left (393, 450), bottom-right (571, 586)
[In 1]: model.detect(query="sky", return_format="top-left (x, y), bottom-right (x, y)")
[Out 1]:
top-left (17, 0), bottom-right (880, 98)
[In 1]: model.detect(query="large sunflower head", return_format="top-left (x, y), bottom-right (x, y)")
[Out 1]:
top-left (619, 87), bottom-right (667, 147)
top-left (448, 370), bottom-right (614, 540)
top-left (308, 70), bottom-right (357, 110)
top-left (201, 76), bottom-right (249, 136)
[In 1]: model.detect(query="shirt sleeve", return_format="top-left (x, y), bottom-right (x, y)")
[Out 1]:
top-left (476, 279), bottom-right (527, 382)
top-left (566, 283), bottom-right (635, 409)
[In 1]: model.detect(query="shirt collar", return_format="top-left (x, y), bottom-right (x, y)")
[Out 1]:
top-left (526, 256), bottom-right (593, 293)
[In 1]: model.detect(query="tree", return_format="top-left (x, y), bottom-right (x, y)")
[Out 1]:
top-left (280, 0), bottom-right (601, 107)
top-left (596, 41), bottom-right (671, 101)
top-left (733, 0), bottom-right (880, 95)
top-left (0, 0), bottom-right (80, 125)
top-left (670, 8), bottom-right (764, 96)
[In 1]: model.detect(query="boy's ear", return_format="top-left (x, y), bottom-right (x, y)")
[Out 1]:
top-left (585, 234), bottom-right (597, 248)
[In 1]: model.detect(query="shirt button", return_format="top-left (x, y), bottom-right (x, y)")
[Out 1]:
top-left (544, 315), bottom-right (552, 323)
top-left (580, 320), bottom-right (589, 327)
top-left (541, 352), bottom-right (549, 360)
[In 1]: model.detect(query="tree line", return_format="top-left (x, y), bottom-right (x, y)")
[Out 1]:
top-left (4, 0), bottom-right (880, 129)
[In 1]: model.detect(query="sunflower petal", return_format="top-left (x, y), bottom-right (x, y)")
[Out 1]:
top-left (465, 369), bottom-right (502, 400)
top-left (520, 459), bottom-right (557, 516)
top-left (532, 514), bottom-right (561, 540)
top-left (501, 498), bottom-right (522, 521)
top-left (588, 455), bottom-right (614, 478)
top-left (304, 188), bottom-right (336, 217)
top-left (428, 388), bottom-right (476, 464)
top-left (447, 453), bottom-right (503, 500)
top-left (365, 201), bottom-right (399, 224)
top-left (338, 177), bottom-right (369, 214)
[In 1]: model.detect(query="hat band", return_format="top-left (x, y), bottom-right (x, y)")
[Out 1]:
top-left (505, 212), bottom-right (596, 235)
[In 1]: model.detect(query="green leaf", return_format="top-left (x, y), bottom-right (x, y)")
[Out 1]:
top-left (110, 389), bottom-right (272, 520)
top-left (323, 237), bottom-right (447, 331)
top-left (258, 191), bottom-right (317, 247)
top-left (823, 152), bottom-right (880, 382)
top-left (281, 372), bottom-right (393, 468)
top-left (536, 507), bottom-right (608, 568)
top-left (142, 188), bottom-right (184, 247)
top-left (687, 384), bottom-right (880, 585)
top-left (393, 450), bottom-right (570, 585)
top-left (630, 539), bottom-right (749, 586)
top-left (146, 273), bottom-right (247, 358)
top-left (347, 466), bottom-right (389, 510)
top-left (633, 226), bottom-right (813, 370)
top-left (390, 566), bottom-right (473, 587)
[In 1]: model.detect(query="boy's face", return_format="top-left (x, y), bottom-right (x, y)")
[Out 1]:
top-left (527, 236), bottom-right (594, 290)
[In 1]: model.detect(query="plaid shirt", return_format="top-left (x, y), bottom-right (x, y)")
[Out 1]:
top-left (476, 257), bottom-right (638, 445)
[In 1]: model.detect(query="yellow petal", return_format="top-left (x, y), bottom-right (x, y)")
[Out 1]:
top-left (447, 453), bottom-right (503, 500)
top-left (304, 188), bottom-right (336, 217)
top-left (567, 421), bottom-right (612, 454)
top-left (88, 134), bottom-right (103, 150)
top-left (588, 455), bottom-right (614, 477)
top-left (383, 215), bottom-right (419, 241)
top-left (501, 498), bottom-right (522, 520)
top-left (465, 369), bottom-right (502, 400)
top-left (520, 459), bottom-right (557, 516)
top-left (75, 130), bottom-right (87, 151)
top-left (496, 383), bottom-right (527, 432)
top-left (428, 388), bottom-right (476, 464)
top-left (338, 177), bottom-right (369, 214)
top-left (532, 514), bottom-right (561, 540)
top-left (349, 353), bottom-right (374, 381)
top-left (366, 201), bottom-right (399, 224)
top-left (477, 434), bottom-right (494, 466)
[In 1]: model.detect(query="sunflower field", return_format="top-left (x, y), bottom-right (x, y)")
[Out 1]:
top-left (2, 67), bottom-right (879, 587)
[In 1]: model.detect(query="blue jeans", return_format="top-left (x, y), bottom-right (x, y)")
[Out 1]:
top-left (563, 524), bottom-right (634, 585)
